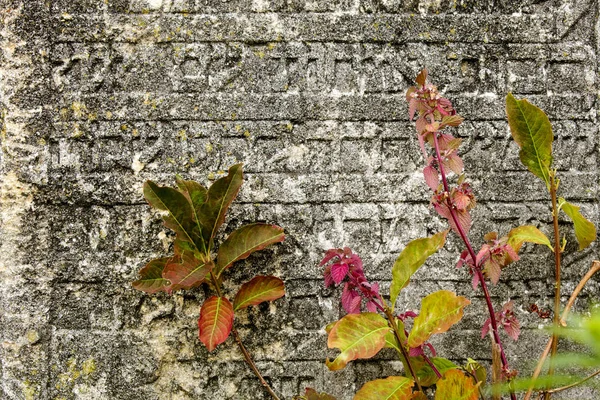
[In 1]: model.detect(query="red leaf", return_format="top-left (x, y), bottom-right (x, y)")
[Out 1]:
top-left (198, 296), bottom-right (234, 352)
top-left (233, 276), bottom-right (285, 311)
top-left (341, 284), bottom-right (361, 314)
top-left (331, 262), bottom-right (349, 284)
top-left (423, 165), bottom-right (439, 190)
top-left (163, 252), bottom-right (213, 292)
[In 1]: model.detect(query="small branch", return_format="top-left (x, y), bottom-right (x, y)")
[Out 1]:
top-left (209, 272), bottom-right (281, 400)
top-left (432, 132), bottom-right (516, 400)
top-left (423, 353), bottom-right (442, 378)
top-left (384, 308), bottom-right (424, 393)
top-left (524, 260), bottom-right (600, 400)
top-left (545, 369), bottom-right (600, 394)
top-left (545, 175), bottom-right (562, 400)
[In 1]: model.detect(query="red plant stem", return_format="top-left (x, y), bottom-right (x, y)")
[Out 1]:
top-left (423, 353), bottom-right (442, 378)
top-left (432, 132), bottom-right (517, 400)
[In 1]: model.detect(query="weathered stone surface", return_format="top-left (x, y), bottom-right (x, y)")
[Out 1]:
top-left (1, 0), bottom-right (599, 399)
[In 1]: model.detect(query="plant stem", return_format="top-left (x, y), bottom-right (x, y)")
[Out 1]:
top-left (545, 175), bottom-right (562, 400)
top-left (546, 369), bottom-right (600, 394)
top-left (210, 272), bottom-right (281, 400)
top-left (432, 132), bottom-right (517, 400)
top-left (423, 353), bottom-right (442, 378)
top-left (524, 260), bottom-right (600, 400)
top-left (384, 307), bottom-right (424, 393)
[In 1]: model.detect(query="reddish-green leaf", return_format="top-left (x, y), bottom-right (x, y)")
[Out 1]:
top-left (132, 257), bottom-right (171, 293)
top-left (507, 225), bottom-right (553, 252)
top-left (434, 369), bottom-right (480, 400)
top-left (560, 198), bottom-right (597, 251)
top-left (353, 376), bottom-right (414, 400)
top-left (326, 313), bottom-right (390, 371)
top-left (299, 388), bottom-right (337, 400)
top-left (162, 252), bottom-right (213, 292)
top-left (408, 290), bottom-right (470, 348)
top-left (176, 176), bottom-right (208, 253)
top-left (384, 319), bottom-right (407, 352)
top-left (215, 223), bottom-right (285, 277)
top-left (198, 163), bottom-right (243, 249)
top-left (390, 230), bottom-right (449, 310)
top-left (506, 93), bottom-right (553, 188)
top-left (144, 181), bottom-right (203, 253)
top-left (198, 296), bottom-right (234, 352)
top-left (233, 276), bottom-right (285, 311)
top-left (465, 358), bottom-right (487, 385)
top-left (414, 357), bottom-right (458, 387)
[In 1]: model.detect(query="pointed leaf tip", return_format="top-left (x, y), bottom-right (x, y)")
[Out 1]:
top-left (198, 296), bottom-right (234, 352)
top-left (233, 276), bottom-right (285, 311)
top-left (505, 93), bottom-right (553, 188)
top-left (560, 199), bottom-right (597, 251)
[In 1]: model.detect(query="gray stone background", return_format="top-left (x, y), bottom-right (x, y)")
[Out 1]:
top-left (1, 0), bottom-right (599, 399)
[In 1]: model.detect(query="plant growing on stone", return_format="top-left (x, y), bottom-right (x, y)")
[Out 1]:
top-left (132, 164), bottom-right (286, 400)
top-left (505, 93), bottom-right (598, 399)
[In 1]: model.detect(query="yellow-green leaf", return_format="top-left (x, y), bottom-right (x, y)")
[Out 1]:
top-left (408, 290), bottom-right (470, 348)
top-left (507, 225), bottom-right (553, 253)
top-left (390, 230), bottom-right (449, 310)
top-left (434, 369), bottom-right (480, 400)
top-left (353, 376), bottom-right (414, 400)
top-left (505, 93), bottom-right (553, 188)
top-left (414, 357), bottom-right (459, 387)
top-left (560, 198), bottom-right (597, 251)
top-left (326, 313), bottom-right (390, 371)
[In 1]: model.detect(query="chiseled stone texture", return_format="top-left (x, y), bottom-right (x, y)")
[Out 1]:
top-left (1, 0), bottom-right (599, 399)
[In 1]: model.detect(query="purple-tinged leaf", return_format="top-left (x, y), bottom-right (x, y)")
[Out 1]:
top-left (389, 230), bottom-right (449, 310)
top-left (132, 257), bottom-right (171, 294)
top-left (353, 376), bottom-right (414, 400)
top-left (423, 165), bottom-right (439, 190)
top-left (331, 262), bottom-right (349, 284)
top-left (341, 284), bottom-right (361, 314)
top-left (443, 152), bottom-right (464, 175)
top-left (326, 313), bottom-right (390, 371)
top-left (560, 198), bottom-right (597, 251)
top-left (198, 163), bottom-right (244, 250)
top-left (198, 296), bottom-right (234, 352)
top-left (214, 223), bottom-right (285, 277)
top-left (408, 290), bottom-right (470, 348)
top-left (233, 276), bottom-right (285, 311)
top-left (162, 253), bottom-right (213, 292)
top-left (144, 181), bottom-right (203, 253)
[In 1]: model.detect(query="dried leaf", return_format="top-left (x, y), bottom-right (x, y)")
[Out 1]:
top-left (415, 69), bottom-right (428, 87)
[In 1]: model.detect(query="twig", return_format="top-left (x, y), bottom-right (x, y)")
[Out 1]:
top-left (545, 369), bottom-right (600, 394)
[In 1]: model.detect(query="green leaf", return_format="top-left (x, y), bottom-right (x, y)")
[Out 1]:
top-left (233, 276), bottom-right (285, 311)
top-left (162, 252), bottom-right (213, 292)
top-left (353, 376), bottom-right (414, 400)
top-left (465, 358), bottom-right (487, 385)
top-left (384, 319), bottom-right (407, 352)
top-left (408, 290), bottom-right (470, 348)
top-left (326, 313), bottom-right (390, 371)
top-left (415, 357), bottom-right (459, 387)
top-left (176, 176), bottom-right (208, 253)
top-left (390, 230), bottom-right (449, 310)
top-left (198, 163), bottom-right (244, 251)
top-left (434, 369), bottom-right (480, 400)
top-left (560, 198), bottom-right (597, 251)
top-left (215, 223), bottom-right (285, 278)
top-left (198, 296), bottom-right (234, 352)
top-left (505, 93), bottom-right (553, 188)
top-left (132, 257), bottom-right (171, 293)
top-left (507, 225), bottom-right (553, 252)
top-left (144, 180), bottom-right (203, 254)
